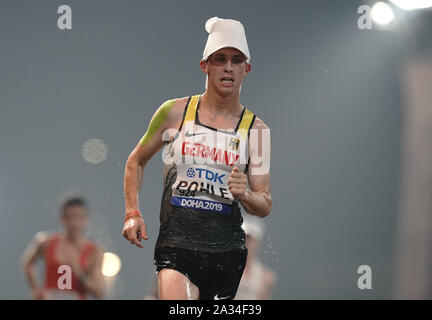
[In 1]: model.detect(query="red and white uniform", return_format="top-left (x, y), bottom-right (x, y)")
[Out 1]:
top-left (43, 234), bottom-right (95, 300)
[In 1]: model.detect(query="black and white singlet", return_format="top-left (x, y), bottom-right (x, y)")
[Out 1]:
top-left (155, 94), bottom-right (256, 252)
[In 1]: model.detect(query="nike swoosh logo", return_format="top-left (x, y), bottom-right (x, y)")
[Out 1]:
top-left (214, 294), bottom-right (230, 300)
top-left (185, 131), bottom-right (207, 137)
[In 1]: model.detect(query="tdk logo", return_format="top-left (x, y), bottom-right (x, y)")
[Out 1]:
top-left (188, 168), bottom-right (225, 184)
top-left (186, 168), bottom-right (195, 178)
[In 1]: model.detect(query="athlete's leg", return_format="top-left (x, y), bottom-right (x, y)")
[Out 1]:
top-left (158, 268), bottom-right (200, 300)
top-left (202, 249), bottom-right (247, 300)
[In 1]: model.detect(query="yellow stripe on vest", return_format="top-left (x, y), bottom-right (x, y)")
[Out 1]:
top-left (184, 95), bottom-right (200, 123)
top-left (238, 108), bottom-right (255, 140)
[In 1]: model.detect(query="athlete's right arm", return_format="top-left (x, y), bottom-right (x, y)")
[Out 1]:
top-left (20, 232), bottom-right (48, 299)
top-left (122, 98), bottom-right (184, 248)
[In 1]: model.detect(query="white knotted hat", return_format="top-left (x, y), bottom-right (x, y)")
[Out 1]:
top-left (202, 17), bottom-right (251, 89)
top-left (202, 17), bottom-right (250, 63)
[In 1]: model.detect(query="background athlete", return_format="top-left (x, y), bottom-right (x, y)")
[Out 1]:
top-left (235, 214), bottom-right (277, 299)
top-left (122, 17), bottom-right (272, 300)
top-left (21, 193), bottom-right (105, 299)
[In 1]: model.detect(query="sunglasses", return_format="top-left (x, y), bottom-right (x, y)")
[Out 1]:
top-left (207, 53), bottom-right (247, 66)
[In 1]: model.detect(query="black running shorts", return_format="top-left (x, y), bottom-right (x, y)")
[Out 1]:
top-left (154, 246), bottom-right (248, 300)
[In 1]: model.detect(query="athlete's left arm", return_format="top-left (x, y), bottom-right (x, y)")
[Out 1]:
top-left (228, 117), bottom-right (272, 218)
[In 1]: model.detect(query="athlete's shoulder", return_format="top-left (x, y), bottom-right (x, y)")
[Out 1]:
top-left (250, 115), bottom-right (270, 131)
top-left (37, 230), bottom-right (58, 242)
top-left (156, 95), bottom-right (199, 129)
top-left (156, 96), bottom-right (189, 120)
top-left (32, 230), bottom-right (56, 252)
top-left (240, 105), bottom-right (269, 131)
top-left (171, 96), bottom-right (191, 113)
top-left (158, 96), bottom-right (190, 108)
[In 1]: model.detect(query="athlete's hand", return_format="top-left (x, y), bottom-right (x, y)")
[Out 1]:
top-left (228, 167), bottom-right (248, 202)
top-left (122, 217), bottom-right (149, 249)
